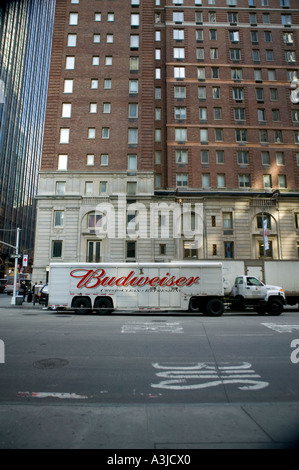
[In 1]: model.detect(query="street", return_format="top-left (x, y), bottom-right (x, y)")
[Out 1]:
top-left (0, 293), bottom-right (299, 449)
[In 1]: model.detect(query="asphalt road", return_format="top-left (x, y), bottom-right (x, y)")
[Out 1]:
top-left (0, 293), bottom-right (299, 450)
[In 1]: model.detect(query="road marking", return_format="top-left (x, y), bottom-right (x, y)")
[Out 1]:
top-left (151, 362), bottom-right (269, 391)
top-left (262, 323), bottom-right (299, 333)
top-left (18, 392), bottom-right (88, 399)
top-left (121, 322), bottom-right (183, 334)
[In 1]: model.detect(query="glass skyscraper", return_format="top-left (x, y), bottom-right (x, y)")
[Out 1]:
top-left (0, 0), bottom-right (55, 276)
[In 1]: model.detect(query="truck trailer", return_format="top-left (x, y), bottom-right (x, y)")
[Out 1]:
top-left (47, 261), bottom-right (286, 316)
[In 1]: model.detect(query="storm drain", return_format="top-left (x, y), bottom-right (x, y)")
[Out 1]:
top-left (33, 358), bottom-right (69, 369)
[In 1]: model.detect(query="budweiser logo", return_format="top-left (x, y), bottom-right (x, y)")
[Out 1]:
top-left (70, 269), bottom-right (200, 290)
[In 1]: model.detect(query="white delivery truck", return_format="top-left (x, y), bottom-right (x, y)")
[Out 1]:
top-left (222, 260), bottom-right (299, 307)
top-left (48, 262), bottom-right (225, 316)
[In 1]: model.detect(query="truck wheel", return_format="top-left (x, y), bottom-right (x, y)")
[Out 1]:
top-left (205, 298), bottom-right (224, 317)
top-left (95, 298), bottom-right (113, 315)
top-left (267, 299), bottom-right (283, 316)
top-left (72, 298), bottom-right (91, 315)
top-left (189, 297), bottom-right (200, 312)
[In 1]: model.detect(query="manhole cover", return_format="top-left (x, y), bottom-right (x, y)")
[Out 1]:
top-left (33, 358), bottom-right (69, 369)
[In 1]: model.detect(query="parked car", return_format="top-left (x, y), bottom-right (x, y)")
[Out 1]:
top-left (39, 284), bottom-right (49, 306)
top-left (0, 279), bottom-right (7, 293)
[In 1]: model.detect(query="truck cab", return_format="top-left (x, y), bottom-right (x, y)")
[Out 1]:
top-left (230, 275), bottom-right (286, 315)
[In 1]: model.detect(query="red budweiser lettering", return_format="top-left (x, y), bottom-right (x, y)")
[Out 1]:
top-left (70, 269), bottom-right (200, 290)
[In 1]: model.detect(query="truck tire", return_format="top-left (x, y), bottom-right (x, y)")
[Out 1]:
top-left (72, 297), bottom-right (91, 315)
top-left (267, 299), bottom-right (283, 316)
top-left (189, 297), bottom-right (200, 312)
top-left (95, 297), bottom-right (113, 315)
top-left (205, 298), bottom-right (224, 317)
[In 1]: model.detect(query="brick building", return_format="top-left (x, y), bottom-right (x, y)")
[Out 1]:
top-left (33, 0), bottom-right (299, 282)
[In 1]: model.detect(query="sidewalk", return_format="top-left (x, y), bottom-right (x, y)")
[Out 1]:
top-left (0, 293), bottom-right (43, 310)
top-left (0, 402), bottom-right (299, 449)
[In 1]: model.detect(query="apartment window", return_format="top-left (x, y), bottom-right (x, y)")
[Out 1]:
top-left (217, 174), bottom-right (226, 188)
top-left (92, 56), bottom-right (100, 66)
top-left (210, 48), bottom-right (218, 60)
top-left (215, 128), bottom-right (223, 141)
top-left (239, 174), bottom-right (250, 188)
top-left (216, 150), bottom-right (224, 164)
top-left (278, 175), bottom-right (287, 188)
top-left (173, 12), bottom-right (184, 23)
top-left (130, 35), bottom-right (139, 49)
top-left (103, 103), bottom-right (111, 114)
top-left (176, 149), bottom-right (188, 164)
top-left (212, 87), bottom-right (220, 99)
top-left (260, 130), bottom-right (268, 143)
top-left (52, 241), bottom-right (62, 259)
top-left (231, 68), bottom-right (242, 80)
top-left (129, 103), bottom-right (138, 119)
top-left (54, 211), bottom-right (64, 228)
top-left (126, 241), bottom-right (136, 259)
top-left (213, 112), bottom-right (222, 127)
top-left (91, 79), bottom-right (98, 89)
top-left (101, 154), bottom-right (108, 166)
top-left (85, 182), bottom-right (93, 194)
top-left (237, 151), bottom-right (249, 165)
top-left (67, 34), bottom-right (77, 47)
top-left (283, 32), bottom-right (294, 45)
top-left (176, 173), bottom-right (188, 187)
top-left (196, 29), bottom-right (203, 41)
top-left (174, 29), bottom-right (184, 40)
top-left (175, 106), bottom-right (186, 120)
top-left (174, 86), bottom-right (186, 99)
top-left (233, 87), bottom-right (243, 101)
top-left (223, 212), bottom-right (233, 230)
top-left (64, 79), bottom-right (73, 93)
top-left (93, 34), bottom-right (100, 43)
top-left (236, 129), bottom-right (247, 142)
top-left (69, 13), bottom-right (78, 25)
top-left (88, 128), bottom-right (96, 139)
top-left (197, 67), bottom-right (205, 80)
top-left (106, 34), bottom-right (114, 44)
top-left (129, 79), bottom-right (138, 94)
top-left (102, 128), bottom-right (110, 139)
top-left (228, 12), bottom-right (238, 24)
top-left (201, 150), bottom-right (209, 164)
top-left (130, 57), bottom-right (139, 71)
top-left (209, 12), bottom-right (216, 23)
top-left (261, 151), bottom-right (270, 166)
top-left (174, 67), bottom-right (185, 79)
top-left (276, 152), bottom-right (284, 166)
top-left (56, 182), bottom-right (66, 195)
top-left (65, 56), bottom-right (75, 69)
top-left (86, 154), bottom-right (94, 166)
top-left (198, 86), bottom-right (206, 99)
top-left (89, 103), bottom-right (97, 114)
top-left (230, 49), bottom-right (241, 61)
top-left (87, 241), bottom-right (101, 263)
top-left (258, 109), bottom-right (266, 122)
top-left (128, 128), bottom-right (138, 144)
top-left (234, 108), bottom-right (245, 121)
top-left (224, 242), bottom-right (234, 259)
top-left (131, 13), bottom-right (140, 27)
top-left (196, 48), bottom-right (204, 60)
top-left (127, 182), bottom-right (137, 196)
top-left (175, 128), bottom-right (187, 142)
top-left (183, 241), bottom-right (198, 260)
top-left (62, 103), bottom-right (72, 118)
top-left (60, 128), bottom-right (70, 144)
top-left (95, 12), bottom-right (101, 22)
top-left (104, 79), bottom-right (112, 89)
top-left (281, 14), bottom-right (292, 26)
top-left (100, 181), bottom-right (107, 194)
top-left (128, 154), bottom-right (137, 171)
top-left (263, 175), bottom-right (272, 188)
top-left (58, 154), bottom-right (68, 170)
top-left (199, 107), bottom-right (207, 120)
top-left (174, 48), bottom-right (185, 59)
top-left (202, 174), bottom-right (210, 188)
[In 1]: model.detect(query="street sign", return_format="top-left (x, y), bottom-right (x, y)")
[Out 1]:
top-left (11, 254), bottom-right (22, 259)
